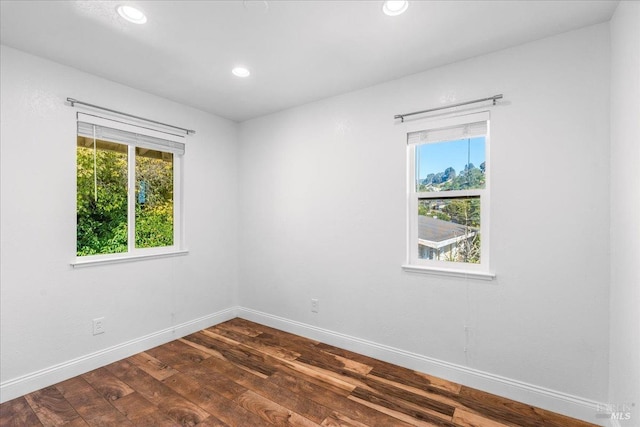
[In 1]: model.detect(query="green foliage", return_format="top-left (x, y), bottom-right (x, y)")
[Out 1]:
top-left (419, 203), bottom-right (451, 221)
top-left (442, 198), bottom-right (480, 228)
top-left (135, 154), bottom-right (174, 248)
top-left (418, 163), bottom-right (485, 192)
top-left (76, 141), bottom-right (174, 256)
top-left (446, 231), bottom-right (481, 264)
top-left (419, 198), bottom-right (480, 228)
top-left (76, 145), bottom-right (128, 255)
top-left (462, 233), bottom-right (481, 263)
top-left (135, 202), bottom-right (174, 248)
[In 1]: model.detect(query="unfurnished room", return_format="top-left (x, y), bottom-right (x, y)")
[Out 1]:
top-left (0, 1), bottom-right (638, 426)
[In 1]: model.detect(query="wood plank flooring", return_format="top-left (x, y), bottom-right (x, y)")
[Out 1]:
top-left (0, 318), bottom-right (599, 427)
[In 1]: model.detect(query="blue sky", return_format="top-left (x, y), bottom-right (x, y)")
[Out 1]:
top-left (416, 137), bottom-right (485, 181)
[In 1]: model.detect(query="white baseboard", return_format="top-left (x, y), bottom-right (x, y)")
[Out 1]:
top-left (0, 307), bottom-right (238, 404)
top-left (0, 305), bottom-right (608, 426)
top-left (237, 307), bottom-right (606, 426)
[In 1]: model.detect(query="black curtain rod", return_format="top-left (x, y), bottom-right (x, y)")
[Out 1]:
top-left (395, 94), bottom-right (503, 122)
top-left (67, 97), bottom-right (196, 135)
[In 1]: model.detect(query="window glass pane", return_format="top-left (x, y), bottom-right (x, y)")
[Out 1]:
top-left (417, 197), bottom-right (481, 263)
top-left (416, 137), bottom-right (486, 192)
top-left (135, 148), bottom-right (174, 248)
top-left (76, 137), bottom-right (128, 255)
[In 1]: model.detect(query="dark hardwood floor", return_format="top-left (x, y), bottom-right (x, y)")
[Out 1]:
top-left (0, 318), bottom-right (599, 426)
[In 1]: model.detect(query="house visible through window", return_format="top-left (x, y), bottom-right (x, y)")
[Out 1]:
top-left (76, 113), bottom-right (184, 260)
top-left (405, 112), bottom-right (491, 277)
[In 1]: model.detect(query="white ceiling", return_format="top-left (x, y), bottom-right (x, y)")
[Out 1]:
top-left (0, 0), bottom-right (618, 122)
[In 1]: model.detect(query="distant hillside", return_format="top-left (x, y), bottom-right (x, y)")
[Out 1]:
top-left (418, 162), bottom-right (485, 192)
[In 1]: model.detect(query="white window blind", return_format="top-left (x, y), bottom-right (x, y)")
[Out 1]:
top-left (407, 120), bottom-right (487, 146)
top-left (77, 112), bottom-right (185, 155)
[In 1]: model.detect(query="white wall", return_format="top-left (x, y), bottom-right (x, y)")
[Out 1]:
top-left (1, 16), bottom-right (627, 425)
top-left (238, 22), bottom-right (611, 412)
top-left (609, 1), bottom-right (640, 424)
top-left (0, 46), bottom-right (238, 400)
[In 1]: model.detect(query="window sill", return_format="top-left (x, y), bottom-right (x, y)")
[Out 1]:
top-left (401, 264), bottom-right (496, 281)
top-left (71, 249), bottom-right (189, 268)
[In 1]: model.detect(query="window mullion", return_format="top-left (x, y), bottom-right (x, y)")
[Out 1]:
top-left (416, 189), bottom-right (483, 199)
top-left (174, 155), bottom-right (182, 249)
top-left (407, 146), bottom-right (417, 264)
top-left (128, 145), bottom-right (136, 252)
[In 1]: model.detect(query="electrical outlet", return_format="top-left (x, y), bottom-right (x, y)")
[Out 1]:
top-left (311, 298), bottom-right (319, 313)
top-left (93, 317), bottom-right (105, 335)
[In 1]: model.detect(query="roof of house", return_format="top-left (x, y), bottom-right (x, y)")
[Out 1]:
top-left (418, 215), bottom-right (475, 245)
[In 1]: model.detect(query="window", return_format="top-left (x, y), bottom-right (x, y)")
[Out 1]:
top-left (404, 112), bottom-right (493, 279)
top-left (75, 113), bottom-right (185, 264)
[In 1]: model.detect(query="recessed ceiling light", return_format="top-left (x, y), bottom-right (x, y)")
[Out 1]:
top-left (382, 0), bottom-right (409, 16)
top-left (117, 5), bottom-right (147, 24)
top-left (243, 0), bottom-right (269, 15)
top-left (232, 67), bottom-right (251, 78)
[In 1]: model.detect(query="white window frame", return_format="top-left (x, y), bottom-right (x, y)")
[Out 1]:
top-left (72, 112), bottom-right (187, 267)
top-left (402, 111), bottom-right (495, 280)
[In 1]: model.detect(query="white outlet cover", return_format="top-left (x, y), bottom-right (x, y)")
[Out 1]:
top-left (93, 317), bottom-right (105, 335)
